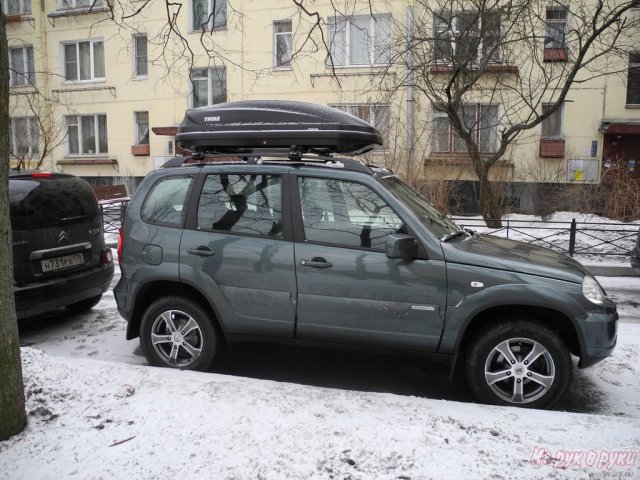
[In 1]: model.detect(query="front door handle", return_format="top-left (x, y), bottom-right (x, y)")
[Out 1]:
top-left (187, 246), bottom-right (215, 257)
top-left (300, 257), bottom-right (332, 269)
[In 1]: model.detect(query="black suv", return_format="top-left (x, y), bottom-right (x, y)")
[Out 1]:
top-left (10, 171), bottom-right (114, 319)
top-left (115, 100), bottom-right (618, 409)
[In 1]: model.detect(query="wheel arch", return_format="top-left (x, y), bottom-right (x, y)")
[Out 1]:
top-left (126, 280), bottom-right (225, 340)
top-left (454, 305), bottom-right (583, 361)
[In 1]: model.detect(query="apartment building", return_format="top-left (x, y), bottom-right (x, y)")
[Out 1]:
top-left (5, 0), bottom-right (640, 211)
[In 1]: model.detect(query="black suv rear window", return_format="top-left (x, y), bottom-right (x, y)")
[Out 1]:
top-left (9, 178), bottom-right (99, 231)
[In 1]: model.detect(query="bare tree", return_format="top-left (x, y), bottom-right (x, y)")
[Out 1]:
top-left (371, 0), bottom-right (640, 227)
top-left (0, 11), bottom-right (26, 440)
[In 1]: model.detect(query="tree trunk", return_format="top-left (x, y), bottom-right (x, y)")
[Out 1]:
top-left (0, 12), bottom-right (27, 441)
top-left (478, 168), bottom-right (503, 228)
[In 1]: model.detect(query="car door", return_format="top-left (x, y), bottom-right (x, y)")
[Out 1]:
top-left (179, 169), bottom-right (296, 338)
top-left (292, 174), bottom-right (446, 351)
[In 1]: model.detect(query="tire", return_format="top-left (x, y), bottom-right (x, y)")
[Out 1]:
top-left (464, 319), bottom-right (572, 409)
top-left (66, 295), bottom-right (102, 313)
top-left (139, 296), bottom-right (220, 371)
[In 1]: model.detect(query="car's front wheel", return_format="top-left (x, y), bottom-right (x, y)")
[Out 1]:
top-left (139, 296), bottom-right (220, 371)
top-left (465, 320), bottom-right (572, 409)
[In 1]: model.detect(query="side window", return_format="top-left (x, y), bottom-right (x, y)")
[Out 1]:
top-left (141, 176), bottom-right (194, 227)
top-left (298, 177), bottom-right (403, 249)
top-left (197, 174), bottom-right (283, 238)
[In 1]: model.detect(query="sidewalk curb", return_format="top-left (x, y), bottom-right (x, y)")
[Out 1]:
top-left (584, 265), bottom-right (640, 277)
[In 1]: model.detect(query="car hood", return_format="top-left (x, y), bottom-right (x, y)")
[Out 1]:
top-left (441, 233), bottom-right (591, 283)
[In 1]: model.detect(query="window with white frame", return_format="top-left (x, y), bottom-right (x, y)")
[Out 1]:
top-left (433, 11), bottom-right (501, 64)
top-left (58, 0), bottom-right (102, 9)
top-left (432, 105), bottom-right (499, 153)
top-left (192, 0), bottom-right (226, 31)
top-left (63, 40), bottom-right (104, 81)
top-left (9, 45), bottom-right (35, 87)
top-left (134, 34), bottom-right (148, 77)
top-left (135, 112), bottom-right (149, 145)
top-left (332, 104), bottom-right (390, 148)
top-left (10, 117), bottom-right (39, 158)
top-left (191, 66), bottom-right (227, 107)
top-left (541, 104), bottom-right (563, 138)
top-left (545, 6), bottom-right (568, 49)
top-left (627, 52), bottom-right (640, 105)
top-left (274, 20), bottom-right (292, 68)
top-left (3, 0), bottom-right (31, 15)
top-left (65, 114), bottom-right (108, 155)
top-left (328, 14), bottom-right (391, 66)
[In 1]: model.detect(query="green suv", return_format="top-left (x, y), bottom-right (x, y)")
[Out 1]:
top-left (115, 100), bottom-right (617, 409)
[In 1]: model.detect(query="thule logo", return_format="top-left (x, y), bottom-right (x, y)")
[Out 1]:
top-left (204, 116), bottom-right (221, 122)
top-left (58, 231), bottom-right (70, 244)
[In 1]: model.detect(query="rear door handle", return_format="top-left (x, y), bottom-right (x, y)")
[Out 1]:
top-left (300, 257), bottom-right (332, 269)
top-left (187, 246), bottom-right (215, 257)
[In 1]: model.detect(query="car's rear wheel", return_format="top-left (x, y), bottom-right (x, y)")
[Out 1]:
top-left (66, 295), bottom-right (102, 313)
top-left (140, 296), bottom-right (219, 371)
top-left (465, 320), bottom-right (572, 409)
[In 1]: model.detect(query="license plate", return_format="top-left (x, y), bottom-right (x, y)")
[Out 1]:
top-left (41, 253), bottom-right (85, 272)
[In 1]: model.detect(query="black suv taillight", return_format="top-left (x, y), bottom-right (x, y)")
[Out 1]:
top-left (101, 247), bottom-right (113, 265)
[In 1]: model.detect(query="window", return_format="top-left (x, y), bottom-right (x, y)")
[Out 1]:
top-left (63, 40), bottom-right (105, 81)
top-left (9, 45), bottom-right (35, 87)
top-left (432, 105), bottom-right (499, 153)
top-left (142, 176), bottom-right (194, 227)
top-left (197, 174), bottom-right (283, 238)
top-left (192, 0), bottom-right (226, 31)
top-left (298, 177), bottom-right (403, 249)
top-left (3, 0), bottom-right (31, 15)
top-left (133, 34), bottom-right (148, 77)
top-left (58, 0), bottom-right (102, 9)
top-left (541, 104), bottom-right (563, 138)
top-left (328, 14), bottom-right (391, 66)
top-left (433, 11), bottom-right (501, 64)
top-left (135, 112), bottom-right (149, 144)
top-left (274, 20), bottom-right (292, 68)
top-left (65, 114), bottom-right (108, 155)
top-left (191, 66), bottom-right (227, 107)
top-left (332, 104), bottom-right (390, 148)
top-left (10, 117), bottom-right (39, 158)
top-left (545, 6), bottom-right (568, 49)
top-left (627, 52), bottom-right (640, 105)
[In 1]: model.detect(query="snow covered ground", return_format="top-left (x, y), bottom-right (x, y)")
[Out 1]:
top-left (1, 214), bottom-right (640, 479)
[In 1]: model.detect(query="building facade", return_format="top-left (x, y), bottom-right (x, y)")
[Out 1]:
top-left (5, 0), bottom-right (640, 212)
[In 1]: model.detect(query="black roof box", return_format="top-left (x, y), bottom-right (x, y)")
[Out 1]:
top-left (175, 100), bottom-right (383, 155)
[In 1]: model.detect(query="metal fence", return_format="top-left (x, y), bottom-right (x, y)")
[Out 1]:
top-left (452, 217), bottom-right (639, 257)
top-left (100, 202), bottom-right (128, 234)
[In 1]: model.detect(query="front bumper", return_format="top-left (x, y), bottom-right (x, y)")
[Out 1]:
top-left (577, 307), bottom-right (618, 368)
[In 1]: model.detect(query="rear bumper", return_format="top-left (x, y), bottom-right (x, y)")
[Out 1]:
top-left (15, 263), bottom-right (114, 319)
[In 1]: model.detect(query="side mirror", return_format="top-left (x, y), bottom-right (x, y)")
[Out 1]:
top-left (385, 234), bottom-right (418, 260)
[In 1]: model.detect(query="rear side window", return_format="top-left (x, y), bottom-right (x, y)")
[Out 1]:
top-left (141, 176), bottom-right (194, 227)
top-left (9, 178), bottom-right (99, 231)
top-left (197, 174), bottom-right (283, 238)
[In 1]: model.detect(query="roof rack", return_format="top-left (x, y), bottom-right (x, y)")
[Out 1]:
top-left (161, 150), bottom-right (376, 174)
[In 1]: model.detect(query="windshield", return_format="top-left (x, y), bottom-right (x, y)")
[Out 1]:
top-left (380, 176), bottom-right (461, 240)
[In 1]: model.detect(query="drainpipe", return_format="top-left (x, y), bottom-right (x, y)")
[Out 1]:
top-left (406, 1), bottom-right (415, 179)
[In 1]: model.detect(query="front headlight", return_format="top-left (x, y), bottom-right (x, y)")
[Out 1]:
top-left (582, 276), bottom-right (605, 305)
